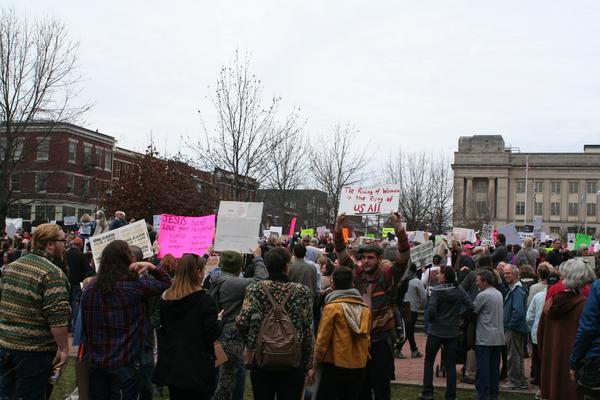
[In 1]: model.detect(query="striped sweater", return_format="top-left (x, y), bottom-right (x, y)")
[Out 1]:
top-left (0, 250), bottom-right (70, 351)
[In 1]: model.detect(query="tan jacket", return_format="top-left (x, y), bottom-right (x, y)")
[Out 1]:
top-left (314, 296), bottom-right (371, 369)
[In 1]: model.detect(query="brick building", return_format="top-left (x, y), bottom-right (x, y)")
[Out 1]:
top-left (258, 189), bottom-right (329, 231)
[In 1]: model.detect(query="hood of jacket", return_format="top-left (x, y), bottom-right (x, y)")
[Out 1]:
top-left (549, 290), bottom-right (585, 319)
top-left (430, 283), bottom-right (462, 302)
top-left (329, 295), bottom-right (370, 335)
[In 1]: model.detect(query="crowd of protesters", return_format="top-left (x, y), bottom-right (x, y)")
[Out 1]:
top-left (1, 210), bottom-right (600, 400)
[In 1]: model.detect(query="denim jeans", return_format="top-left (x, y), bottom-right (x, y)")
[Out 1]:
top-left (89, 366), bottom-right (140, 400)
top-left (0, 348), bottom-right (54, 400)
top-left (475, 345), bottom-right (501, 400)
top-left (422, 335), bottom-right (458, 400)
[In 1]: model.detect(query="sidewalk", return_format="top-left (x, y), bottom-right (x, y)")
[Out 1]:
top-left (394, 332), bottom-right (535, 394)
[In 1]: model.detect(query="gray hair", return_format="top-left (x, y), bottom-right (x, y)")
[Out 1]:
top-left (561, 258), bottom-right (596, 290)
top-left (576, 244), bottom-right (589, 257)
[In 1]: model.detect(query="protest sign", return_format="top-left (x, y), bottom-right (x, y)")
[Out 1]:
top-left (382, 227), bottom-right (395, 238)
top-left (410, 241), bottom-right (434, 268)
top-left (567, 233), bottom-right (576, 244)
top-left (288, 217), bottom-right (297, 236)
top-left (338, 184), bottom-right (400, 215)
top-left (5, 218), bottom-right (22, 238)
top-left (481, 224), bottom-right (494, 246)
top-left (533, 216), bottom-right (543, 230)
top-left (90, 220), bottom-right (152, 268)
top-left (316, 226), bottom-right (327, 237)
top-left (342, 227), bottom-right (349, 243)
top-left (270, 226), bottom-right (283, 236)
top-left (574, 233), bottom-right (593, 251)
top-left (158, 214), bottom-right (216, 258)
top-left (64, 216), bottom-right (77, 226)
top-left (496, 223), bottom-right (522, 246)
top-left (366, 233), bottom-right (375, 238)
top-left (434, 235), bottom-right (447, 246)
top-left (214, 201), bottom-right (263, 253)
top-left (301, 228), bottom-right (315, 236)
top-left (452, 227), bottom-right (476, 243)
top-left (153, 215), bottom-right (161, 231)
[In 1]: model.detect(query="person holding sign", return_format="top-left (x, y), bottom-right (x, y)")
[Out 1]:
top-left (333, 212), bottom-right (410, 400)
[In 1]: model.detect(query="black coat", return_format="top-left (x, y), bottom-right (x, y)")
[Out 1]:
top-left (153, 290), bottom-right (222, 393)
top-left (65, 247), bottom-right (94, 288)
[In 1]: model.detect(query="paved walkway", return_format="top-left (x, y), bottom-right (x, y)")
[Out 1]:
top-left (394, 332), bottom-right (535, 394)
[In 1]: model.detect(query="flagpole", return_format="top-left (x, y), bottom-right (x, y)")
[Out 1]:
top-left (524, 156), bottom-right (529, 227)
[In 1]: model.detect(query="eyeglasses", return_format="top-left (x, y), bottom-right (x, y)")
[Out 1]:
top-left (54, 239), bottom-right (67, 243)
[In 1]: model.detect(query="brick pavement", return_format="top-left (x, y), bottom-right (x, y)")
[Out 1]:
top-left (394, 332), bottom-right (535, 394)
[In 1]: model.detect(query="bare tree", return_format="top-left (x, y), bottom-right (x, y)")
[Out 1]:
top-left (193, 51), bottom-right (298, 200)
top-left (385, 151), bottom-right (453, 232)
top-left (309, 123), bottom-right (368, 225)
top-left (0, 9), bottom-right (89, 231)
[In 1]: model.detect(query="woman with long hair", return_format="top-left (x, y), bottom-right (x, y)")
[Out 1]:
top-left (93, 210), bottom-right (109, 236)
top-left (153, 254), bottom-right (223, 399)
top-left (80, 240), bottom-right (171, 399)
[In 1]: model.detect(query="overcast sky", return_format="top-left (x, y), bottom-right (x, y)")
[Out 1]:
top-left (15, 0), bottom-right (600, 157)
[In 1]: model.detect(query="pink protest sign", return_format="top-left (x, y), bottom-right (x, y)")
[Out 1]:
top-left (158, 214), bottom-right (216, 258)
top-left (289, 217), bottom-right (297, 236)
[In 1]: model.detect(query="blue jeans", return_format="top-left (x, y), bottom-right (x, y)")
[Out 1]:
top-left (422, 335), bottom-right (458, 400)
top-left (476, 345), bottom-right (501, 400)
top-left (89, 366), bottom-right (140, 400)
top-left (0, 348), bottom-right (54, 400)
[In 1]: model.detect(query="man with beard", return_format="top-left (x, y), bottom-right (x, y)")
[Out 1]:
top-left (334, 212), bottom-right (410, 400)
top-left (0, 224), bottom-right (70, 399)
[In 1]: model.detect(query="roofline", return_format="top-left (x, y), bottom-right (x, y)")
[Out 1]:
top-left (0, 121), bottom-right (117, 145)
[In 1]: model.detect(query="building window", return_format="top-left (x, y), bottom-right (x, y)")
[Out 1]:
top-left (8, 204), bottom-right (31, 220)
top-left (83, 145), bottom-right (92, 164)
top-left (68, 142), bottom-right (77, 163)
top-left (66, 175), bottom-right (75, 194)
top-left (587, 181), bottom-right (597, 194)
top-left (534, 181), bottom-right (543, 193)
top-left (78, 208), bottom-right (92, 219)
top-left (37, 138), bottom-right (50, 161)
top-left (588, 203), bottom-right (597, 217)
top-left (105, 151), bottom-right (113, 171)
top-left (95, 148), bottom-right (103, 169)
top-left (9, 173), bottom-right (20, 192)
top-left (534, 202), bottom-right (543, 216)
top-left (551, 202), bottom-right (560, 216)
top-left (476, 201), bottom-right (488, 216)
top-left (587, 227), bottom-right (597, 237)
top-left (35, 205), bottom-right (55, 222)
top-left (551, 181), bottom-right (561, 194)
top-left (35, 173), bottom-right (47, 192)
top-left (515, 202), bottom-right (525, 215)
top-left (63, 206), bottom-right (76, 219)
top-left (569, 181), bottom-right (579, 194)
top-left (82, 177), bottom-right (90, 196)
top-left (114, 161), bottom-right (122, 177)
top-left (550, 226), bottom-right (560, 235)
top-left (516, 180), bottom-right (525, 193)
top-left (568, 202), bottom-right (578, 216)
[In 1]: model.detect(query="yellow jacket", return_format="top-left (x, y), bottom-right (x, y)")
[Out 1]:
top-left (314, 295), bottom-right (371, 369)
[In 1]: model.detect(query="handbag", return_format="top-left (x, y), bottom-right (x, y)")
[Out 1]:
top-left (577, 357), bottom-right (600, 396)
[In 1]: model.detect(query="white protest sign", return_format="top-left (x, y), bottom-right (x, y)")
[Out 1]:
top-left (64, 216), bottom-right (77, 226)
top-left (567, 233), bottom-right (576, 244)
top-left (214, 201), bottom-right (264, 253)
top-left (533, 216), bottom-right (543, 230)
top-left (5, 218), bottom-right (22, 238)
top-left (270, 226), bottom-right (283, 236)
top-left (90, 220), bottom-right (152, 268)
top-left (481, 224), bottom-right (494, 246)
top-left (338, 184), bottom-right (400, 215)
top-left (153, 215), bottom-right (161, 231)
top-left (452, 227), bottom-right (476, 243)
top-left (410, 241), bottom-right (434, 268)
top-left (316, 226), bottom-right (327, 237)
top-left (496, 223), bottom-right (522, 246)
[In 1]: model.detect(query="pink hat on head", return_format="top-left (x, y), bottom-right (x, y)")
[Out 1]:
top-left (463, 244), bottom-right (474, 250)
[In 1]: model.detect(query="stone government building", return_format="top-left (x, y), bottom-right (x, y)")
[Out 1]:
top-left (452, 135), bottom-right (600, 238)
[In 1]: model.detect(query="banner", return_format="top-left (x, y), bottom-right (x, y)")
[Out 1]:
top-left (158, 214), bottom-right (215, 258)
top-left (64, 216), bottom-right (77, 226)
top-left (90, 220), bottom-right (152, 268)
top-left (214, 201), bottom-right (263, 254)
top-left (338, 184), bottom-right (400, 215)
top-left (288, 217), bottom-right (297, 236)
top-left (410, 241), bottom-right (434, 268)
top-left (301, 228), bottom-right (315, 236)
top-left (5, 218), bottom-right (22, 238)
top-left (574, 233), bottom-right (593, 251)
top-left (452, 227), bottom-right (476, 243)
top-left (496, 223), bottom-right (522, 246)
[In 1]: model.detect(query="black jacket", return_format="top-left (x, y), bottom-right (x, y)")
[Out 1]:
top-left (427, 284), bottom-right (474, 338)
top-left (65, 247), bottom-right (94, 288)
top-left (153, 290), bottom-right (222, 392)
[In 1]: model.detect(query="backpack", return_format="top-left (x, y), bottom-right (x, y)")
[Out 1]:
top-left (255, 281), bottom-right (301, 370)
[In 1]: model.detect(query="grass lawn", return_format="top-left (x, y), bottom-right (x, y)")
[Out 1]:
top-left (50, 357), bottom-right (532, 400)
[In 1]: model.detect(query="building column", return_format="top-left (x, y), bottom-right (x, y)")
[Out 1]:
top-left (466, 178), bottom-right (474, 218)
top-left (488, 178), bottom-right (496, 219)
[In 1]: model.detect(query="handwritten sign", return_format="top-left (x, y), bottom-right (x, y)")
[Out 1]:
top-left (214, 201), bottom-right (263, 254)
top-left (574, 233), bottom-right (593, 250)
top-left (158, 214), bottom-right (215, 258)
top-left (382, 227), bottom-right (395, 238)
top-left (481, 224), bottom-right (494, 246)
top-left (153, 215), bottom-right (161, 231)
top-left (410, 241), bottom-right (434, 268)
top-left (338, 184), bottom-right (400, 215)
top-left (90, 220), bottom-right (152, 268)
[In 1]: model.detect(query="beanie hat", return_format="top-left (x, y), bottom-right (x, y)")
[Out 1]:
top-left (219, 251), bottom-right (243, 274)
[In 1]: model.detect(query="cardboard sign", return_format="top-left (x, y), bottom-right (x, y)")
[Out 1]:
top-left (64, 216), bottom-right (77, 226)
top-left (338, 184), bottom-right (400, 215)
top-left (5, 218), bottom-right (22, 238)
top-left (288, 217), bottom-right (297, 236)
top-left (452, 227), bottom-right (476, 243)
top-left (574, 233), bottom-right (593, 250)
top-left (410, 241), bottom-right (434, 268)
top-left (496, 223), bottom-right (522, 246)
top-left (214, 201), bottom-right (263, 254)
top-left (301, 228), bottom-right (314, 236)
top-left (158, 214), bottom-right (216, 258)
top-left (90, 220), bottom-right (152, 268)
